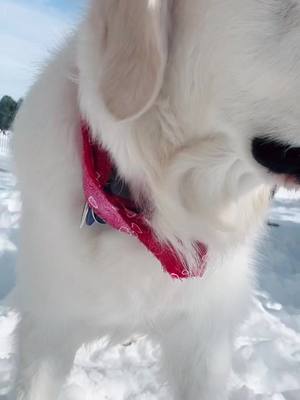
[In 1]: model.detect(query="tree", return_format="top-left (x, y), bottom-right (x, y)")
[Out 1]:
top-left (0, 95), bottom-right (20, 131)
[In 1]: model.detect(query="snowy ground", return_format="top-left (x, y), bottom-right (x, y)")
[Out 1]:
top-left (0, 154), bottom-right (299, 399)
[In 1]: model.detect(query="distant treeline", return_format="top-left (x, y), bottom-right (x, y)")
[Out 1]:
top-left (0, 95), bottom-right (23, 131)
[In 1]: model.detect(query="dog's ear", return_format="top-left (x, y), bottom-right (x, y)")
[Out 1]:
top-left (99, 0), bottom-right (169, 121)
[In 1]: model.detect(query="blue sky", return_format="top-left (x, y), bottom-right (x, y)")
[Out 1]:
top-left (0, 0), bottom-right (85, 100)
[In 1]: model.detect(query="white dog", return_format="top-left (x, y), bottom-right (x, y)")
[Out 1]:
top-left (10, 0), bottom-right (300, 399)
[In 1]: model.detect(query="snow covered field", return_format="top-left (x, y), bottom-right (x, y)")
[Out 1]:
top-left (0, 157), bottom-right (299, 399)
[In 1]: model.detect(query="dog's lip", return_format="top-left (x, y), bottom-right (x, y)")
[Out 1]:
top-left (276, 173), bottom-right (300, 190)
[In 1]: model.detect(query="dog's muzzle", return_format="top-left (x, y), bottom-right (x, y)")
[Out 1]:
top-left (252, 137), bottom-right (300, 182)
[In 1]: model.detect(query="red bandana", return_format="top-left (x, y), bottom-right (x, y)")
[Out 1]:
top-left (81, 122), bottom-right (207, 279)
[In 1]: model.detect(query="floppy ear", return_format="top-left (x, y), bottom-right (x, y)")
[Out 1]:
top-left (99, 0), bottom-right (169, 121)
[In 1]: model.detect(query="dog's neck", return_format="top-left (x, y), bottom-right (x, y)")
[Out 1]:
top-left (79, 89), bottom-right (270, 269)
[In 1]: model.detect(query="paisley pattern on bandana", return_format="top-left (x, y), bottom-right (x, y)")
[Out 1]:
top-left (81, 122), bottom-right (207, 279)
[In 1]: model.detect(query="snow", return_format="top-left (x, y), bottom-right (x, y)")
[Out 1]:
top-left (0, 159), bottom-right (299, 399)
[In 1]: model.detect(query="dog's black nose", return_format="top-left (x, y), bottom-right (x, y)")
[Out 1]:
top-left (252, 137), bottom-right (300, 179)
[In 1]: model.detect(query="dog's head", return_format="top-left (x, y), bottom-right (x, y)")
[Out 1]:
top-left (79, 0), bottom-right (300, 255)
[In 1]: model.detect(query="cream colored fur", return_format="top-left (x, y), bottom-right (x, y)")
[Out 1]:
top-left (10, 0), bottom-right (300, 399)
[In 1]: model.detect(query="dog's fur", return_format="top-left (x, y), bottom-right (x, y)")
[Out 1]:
top-left (11, 1), bottom-right (300, 399)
